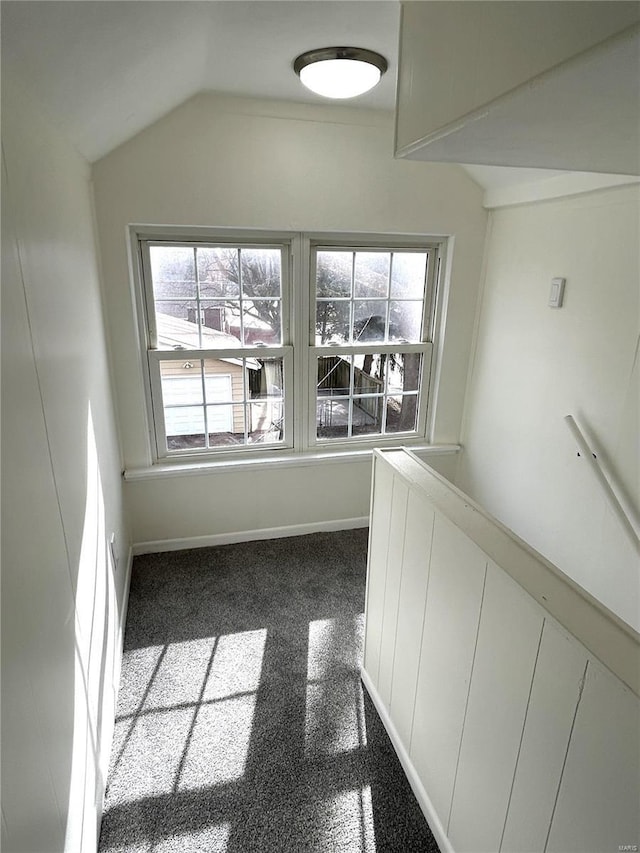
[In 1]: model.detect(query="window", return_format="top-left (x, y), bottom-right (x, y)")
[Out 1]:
top-left (135, 230), bottom-right (441, 461)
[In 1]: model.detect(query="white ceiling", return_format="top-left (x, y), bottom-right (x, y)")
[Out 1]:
top-left (1, 1), bottom-right (400, 162)
top-left (3, 1), bottom-right (635, 195)
top-left (403, 22), bottom-right (640, 177)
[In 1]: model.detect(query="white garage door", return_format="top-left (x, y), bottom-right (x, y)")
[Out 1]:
top-left (164, 374), bottom-right (234, 435)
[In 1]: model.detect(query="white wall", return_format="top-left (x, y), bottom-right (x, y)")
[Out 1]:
top-left (92, 93), bottom-right (486, 546)
top-left (457, 184), bottom-right (640, 631)
top-left (1, 79), bottom-right (129, 852)
top-left (395, 1), bottom-right (640, 168)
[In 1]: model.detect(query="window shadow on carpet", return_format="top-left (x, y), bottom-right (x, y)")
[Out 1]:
top-left (98, 529), bottom-right (439, 853)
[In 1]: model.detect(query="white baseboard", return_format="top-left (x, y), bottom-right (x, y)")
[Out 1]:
top-left (95, 543), bottom-right (134, 853)
top-left (132, 516), bottom-right (369, 555)
top-left (120, 544), bottom-right (134, 637)
top-left (360, 666), bottom-right (455, 853)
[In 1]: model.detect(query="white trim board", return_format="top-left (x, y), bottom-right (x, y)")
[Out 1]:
top-left (360, 667), bottom-right (455, 853)
top-left (96, 544), bottom-right (134, 849)
top-left (483, 172), bottom-right (639, 209)
top-left (124, 444), bottom-right (461, 481)
top-left (132, 516), bottom-right (369, 555)
top-left (118, 545), bottom-right (134, 646)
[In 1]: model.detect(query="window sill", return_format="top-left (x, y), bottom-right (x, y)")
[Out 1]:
top-left (123, 443), bottom-right (461, 481)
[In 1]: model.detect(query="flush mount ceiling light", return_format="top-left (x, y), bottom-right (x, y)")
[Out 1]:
top-left (293, 47), bottom-right (388, 99)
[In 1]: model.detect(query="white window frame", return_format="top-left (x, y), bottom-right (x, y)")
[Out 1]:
top-left (134, 229), bottom-right (295, 461)
top-left (305, 238), bottom-right (439, 450)
top-left (130, 227), bottom-right (444, 464)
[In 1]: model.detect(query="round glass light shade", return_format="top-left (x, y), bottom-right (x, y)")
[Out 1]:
top-left (294, 48), bottom-right (387, 100)
top-left (300, 58), bottom-right (381, 99)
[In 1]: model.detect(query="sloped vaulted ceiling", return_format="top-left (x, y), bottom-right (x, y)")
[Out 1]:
top-left (3, 1), bottom-right (638, 195)
top-left (1, 1), bottom-right (399, 162)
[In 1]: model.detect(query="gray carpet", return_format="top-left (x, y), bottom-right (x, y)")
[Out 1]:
top-left (99, 529), bottom-right (440, 853)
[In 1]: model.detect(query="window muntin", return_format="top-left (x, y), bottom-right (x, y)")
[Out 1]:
top-left (311, 245), bottom-right (434, 446)
top-left (137, 233), bottom-right (440, 461)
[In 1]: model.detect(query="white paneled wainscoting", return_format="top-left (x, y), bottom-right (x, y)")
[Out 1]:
top-left (362, 449), bottom-right (640, 853)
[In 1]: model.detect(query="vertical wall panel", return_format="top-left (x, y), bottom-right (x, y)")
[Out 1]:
top-left (546, 660), bottom-right (640, 853)
top-left (377, 477), bottom-right (410, 707)
top-left (449, 562), bottom-right (544, 853)
top-left (363, 460), bottom-right (394, 685)
top-left (389, 491), bottom-right (435, 745)
top-left (500, 620), bottom-right (587, 852)
top-left (363, 451), bottom-right (639, 853)
top-left (409, 516), bottom-right (487, 822)
top-left (1, 161), bottom-right (70, 853)
top-left (2, 78), bottom-right (128, 853)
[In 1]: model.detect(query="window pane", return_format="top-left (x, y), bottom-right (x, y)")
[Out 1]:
top-left (385, 394), bottom-right (418, 433)
top-left (316, 398), bottom-right (349, 440)
top-left (352, 354), bottom-right (385, 435)
top-left (208, 404), bottom-right (245, 446)
top-left (386, 353), bottom-right (422, 394)
top-left (165, 407), bottom-right (205, 449)
top-left (202, 361), bottom-right (235, 404)
top-left (197, 248), bottom-right (240, 297)
top-left (354, 252), bottom-right (390, 298)
top-left (390, 252), bottom-right (427, 298)
top-left (150, 246), bottom-right (195, 299)
top-left (196, 303), bottom-right (240, 346)
top-left (205, 403), bottom-right (234, 434)
top-left (389, 301), bottom-right (423, 342)
top-left (155, 301), bottom-right (194, 322)
top-left (353, 352), bottom-right (384, 389)
top-left (155, 303), bottom-right (250, 351)
top-left (248, 358), bottom-right (284, 399)
top-left (352, 397), bottom-right (383, 437)
top-left (353, 301), bottom-right (387, 342)
top-left (241, 249), bottom-right (281, 299)
top-left (316, 251), bottom-right (352, 297)
top-left (318, 354), bottom-right (351, 395)
top-left (247, 401), bottom-right (284, 444)
top-left (155, 302), bottom-right (201, 350)
top-left (243, 300), bottom-right (281, 345)
top-left (315, 301), bottom-right (350, 344)
top-left (316, 355), bottom-right (350, 440)
top-left (213, 302), bottom-right (242, 344)
top-left (160, 362), bottom-right (204, 405)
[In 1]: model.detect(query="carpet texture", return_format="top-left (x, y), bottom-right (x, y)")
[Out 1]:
top-left (99, 529), bottom-right (440, 853)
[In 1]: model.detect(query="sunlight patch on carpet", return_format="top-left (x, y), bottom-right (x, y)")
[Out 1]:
top-left (176, 694), bottom-right (258, 789)
top-left (153, 822), bottom-right (231, 853)
top-left (318, 785), bottom-right (376, 852)
top-left (203, 629), bottom-right (267, 700)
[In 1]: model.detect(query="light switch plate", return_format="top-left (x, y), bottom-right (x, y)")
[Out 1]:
top-left (549, 277), bottom-right (565, 308)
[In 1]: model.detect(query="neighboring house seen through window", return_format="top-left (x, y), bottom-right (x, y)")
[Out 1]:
top-left (135, 231), bottom-right (441, 461)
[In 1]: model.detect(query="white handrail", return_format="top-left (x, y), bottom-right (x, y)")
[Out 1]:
top-left (564, 415), bottom-right (640, 554)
